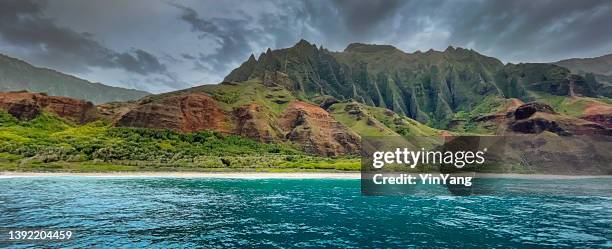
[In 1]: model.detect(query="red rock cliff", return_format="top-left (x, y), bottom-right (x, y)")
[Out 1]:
top-left (279, 101), bottom-right (360, 156)
top-left (115, 93), bottom-right (229, 133)
top-left (0, 91), bottom-right (98, 123)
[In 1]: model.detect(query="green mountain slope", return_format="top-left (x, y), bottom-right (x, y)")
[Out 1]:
top-left (554, 53), bottom-right (612, 76)
top-left (327, 101), bottom-right (443, 138)
top-left (552, 54), bottom-right (612, 98)
top-left (0, 53), bottom-right (150, 104)
top-left (225, 40), bottom-right (602, 128)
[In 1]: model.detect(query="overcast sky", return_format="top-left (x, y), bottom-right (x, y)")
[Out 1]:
top-left (1, 0), bottom-right (611, 93)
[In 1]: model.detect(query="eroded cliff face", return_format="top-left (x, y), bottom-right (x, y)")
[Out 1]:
top-left (504, 102), bottom-right (612, 136)
top-left (0, 91), bottom-right (98, 123)
top-left (501, 103), bottom-right (612, 174)
top-left (115, 93), bottom-right (229, 133)
top-left (233, 103), bottom-right (280, 142)
top-left (112, 91), bottom-right (360, 156)
top-left (580, 101), bottom-right (612, 128)
top-left (279, 101), bottom-right (360, 156)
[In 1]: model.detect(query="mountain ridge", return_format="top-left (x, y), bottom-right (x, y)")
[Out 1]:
top-left (554, 53), bottom-right (612, 76)
top-left (0, 53), bottom-right (150, 104)
top-left (225, 40), bottom-right (604, 128)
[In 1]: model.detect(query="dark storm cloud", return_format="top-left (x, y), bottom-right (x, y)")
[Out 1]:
top-left (164, 0), bottom-right (612, 88)
top-left (431, 0), bottom-right (612, 61)
top-left (290, 0), bottom-right (612, 61)
top-left (169, 2), bottom-right (258, 73)
top-left (116, 49), bottom-right (167, 75)
top-left (181, 54), bottom-right (196, 60)
top-left (1, 0), bottom-right (611, 93)
top-left (0, 0), bottom-right (169, 75)
top-left (330, 0), bottom-right (407, 37)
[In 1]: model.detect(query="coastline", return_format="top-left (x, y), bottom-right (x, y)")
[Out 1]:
top-left (1, 171), bottom-right (611, 179)
top-left (0, 171), bottom-right (361, 179)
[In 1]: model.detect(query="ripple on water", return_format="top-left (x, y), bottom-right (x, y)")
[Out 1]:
top-left (0, 177), bottom-right (610, 248)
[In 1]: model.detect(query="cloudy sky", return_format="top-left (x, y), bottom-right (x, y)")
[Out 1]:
top-left (1, 0), bottom-right (611, 93)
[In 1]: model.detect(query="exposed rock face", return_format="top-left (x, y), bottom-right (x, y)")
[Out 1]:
top-left (506, 98), bottom-right (525, 112)
top-left (96, 101), bottom-right (138, 122)
top-left (508, 102), bottom-right (612, 136)
top-left (514, 102), bottom-right (556, 120)
top-left (582, 114), bottom-right (612, 128)
top-left (5, 98), bottom-right (40, 120)
top-left (233, 103), bottom-right (278, 142)
top-left (510, 113), bottom-right (568, 135)
top-left (318, 97), bottom-right (339, 110)
top-left (580, 101), bottom-right (612, 128)
top-left (115, 93), bottom-right (228, 133)
top-left (280, 101), bottom-right (360, 156)
top-left (112, 91), bottom-right (360, 156)
top-left (0, 91), bottom-right (98, 123)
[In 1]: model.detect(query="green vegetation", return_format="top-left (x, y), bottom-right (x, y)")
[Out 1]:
top-left (329, 102), bottom-right (398, 137)
top-left (329, 102), bottom-right (443, 138)
top-left (530, 92), bottom-right (610, 117)
top-left (3, 40), bottom-right (612, 174)
top-left (449, 95), bottom-right (509, 134)
top-left (226, 40), bottom-right (509, 128)
top-left (224, 40), bottom-right (611, 130)
top-left (179, 80), bottom-right (295, 115)
top-left (0, 111), bottom-right (359, 172)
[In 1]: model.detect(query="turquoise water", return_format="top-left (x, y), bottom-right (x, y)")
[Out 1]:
top-left (0, 178), bottom-right (611, 248)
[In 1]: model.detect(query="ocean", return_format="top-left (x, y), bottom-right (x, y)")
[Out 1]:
top-left (1, 177), bottom-right (610, 248)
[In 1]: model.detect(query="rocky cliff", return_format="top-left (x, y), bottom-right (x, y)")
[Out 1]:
top-left (115, 93), bottom-right (229, 133)
top-left (0, 91), bottom-right (98, 123)
top-left (111, 81), bottom-right (361, 156)
top-left (279, 101), bottom-right (359, 156)
top-left (508, 102), bottom-right (611, 136)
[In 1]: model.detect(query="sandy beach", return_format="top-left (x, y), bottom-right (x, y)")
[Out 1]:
top-left (0, 171), bottom-right (362, 179)
top-left (1, 171), bottom-right (610, 179)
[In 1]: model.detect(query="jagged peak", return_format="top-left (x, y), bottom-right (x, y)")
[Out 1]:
top-left (295, 39), bottom-right (313, 47)
top-left (247, 54), bottom-right (257, 62)
top-left (257, 52), bottom-right (266, 60)
top-left (290, 39), bottom-right (320, 55)
top-left (344, 43), bottom-right (399, 53)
